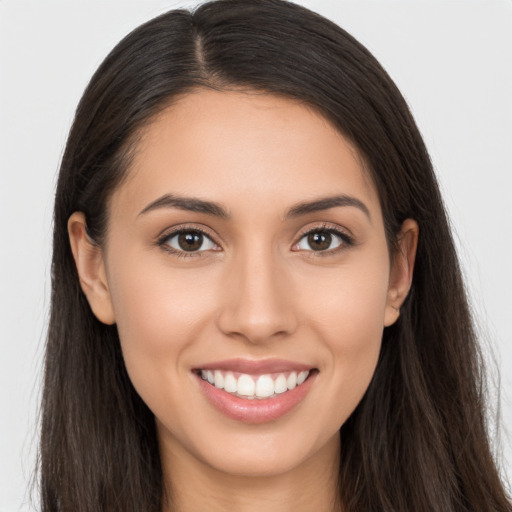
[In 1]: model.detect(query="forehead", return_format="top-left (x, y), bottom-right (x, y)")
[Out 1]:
top-left (111, 89), bottom-right (381, 223)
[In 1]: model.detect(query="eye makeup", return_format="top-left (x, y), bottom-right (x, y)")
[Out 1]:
top-left (292, 222), bottom-right (355, 257)
top-left (155, 221), bottom-right (355, 259)
top-left (156, 225), bottom-right (221, 259)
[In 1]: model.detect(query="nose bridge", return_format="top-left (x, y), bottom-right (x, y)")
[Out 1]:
top-left (217, 241), bottom-right (297, 344)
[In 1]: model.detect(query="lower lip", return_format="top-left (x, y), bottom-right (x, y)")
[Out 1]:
top-left (194, 371), bottom-right (316, 424)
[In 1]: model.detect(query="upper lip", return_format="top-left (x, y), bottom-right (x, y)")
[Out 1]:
top-left (193, 358), bottom-right (315, 374)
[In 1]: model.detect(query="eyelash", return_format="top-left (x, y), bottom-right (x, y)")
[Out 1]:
top-left (156, 223), bottom-right (354, 259)
top-left (157, 226), bottom-right (217, 259)
top-left (294, 223), bottom-right (354, 257)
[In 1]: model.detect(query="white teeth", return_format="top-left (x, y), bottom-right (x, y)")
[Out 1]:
top-left (274, 374), bottom-right (288, 394)
top-left (214, 370), bottom-right (224, 389)
top-left (199, 369), bottom-right (311, 399)
top-left (237, 374), bottom-right (255, 396)
top-left (297, 371), bottom-right (308, 385)
top-left (224, 372), bottom-right (238, 393)
top-left (286, 372), bottom-right (297, 390)
top-left (255, 375), bottom-right (275, 398)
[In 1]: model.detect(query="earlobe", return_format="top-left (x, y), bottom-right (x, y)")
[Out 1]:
top-left (68, 212), bottom-right (116, 325)
top-left (384, 219), bottom-right (419, 327)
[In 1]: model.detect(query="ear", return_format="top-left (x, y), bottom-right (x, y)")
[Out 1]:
top-left (68, 212), bottom-right (116, 325)
top-left (384, 218), bottom-right (419, 327)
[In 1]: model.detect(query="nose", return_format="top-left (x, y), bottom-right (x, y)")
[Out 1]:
top-left (216, 246), bottom-right (299, 345)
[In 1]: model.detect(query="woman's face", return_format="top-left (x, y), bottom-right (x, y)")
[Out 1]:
top-left (71, 89), bottom-right (415, 479)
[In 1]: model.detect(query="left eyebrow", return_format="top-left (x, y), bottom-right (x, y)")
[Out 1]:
top-left (285, 194), bottom-right (371, 221)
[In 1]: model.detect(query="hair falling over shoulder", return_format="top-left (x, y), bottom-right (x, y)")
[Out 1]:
top-left (39, 1), bottom-right (511, 510)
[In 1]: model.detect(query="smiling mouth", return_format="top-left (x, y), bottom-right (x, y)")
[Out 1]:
top-left (195, 369), bottom-right (316, 400)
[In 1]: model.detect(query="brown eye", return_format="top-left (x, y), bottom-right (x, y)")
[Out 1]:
top-left (162, 229), bottom-right (218, 254)
top-left (307, 231), bottom-right (332, 251)
top-left (178, 232), bottom-right (203, 251)
top-left (295, 228), bottom-right (350, 253)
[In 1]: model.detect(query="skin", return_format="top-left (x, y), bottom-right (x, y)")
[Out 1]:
top-left (69, 89), bottom-right (418, 512)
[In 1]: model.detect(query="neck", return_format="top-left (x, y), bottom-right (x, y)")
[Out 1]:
top-left (160, 433), bottom-right (341, 512)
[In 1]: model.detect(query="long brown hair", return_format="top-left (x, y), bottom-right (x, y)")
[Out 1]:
top-left (40, 1), bottom-right (511, 510)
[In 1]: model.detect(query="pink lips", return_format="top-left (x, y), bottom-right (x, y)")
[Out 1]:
top-left (193, 358), bottom-right (317, 424)
top-left (196, 358), bottom-right (313, 374)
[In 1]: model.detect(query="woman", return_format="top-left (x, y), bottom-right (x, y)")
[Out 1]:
top-left (39, 0), bottom-right (511, 510)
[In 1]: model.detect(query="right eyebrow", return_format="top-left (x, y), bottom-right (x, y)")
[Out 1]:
top-left (284, 194), bottom-right (371, 221)
top-left (138, 194), bottom-right (230, 219)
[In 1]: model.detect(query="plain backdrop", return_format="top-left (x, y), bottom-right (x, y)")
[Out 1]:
top-left (1, 1), bottom-right (511, 510)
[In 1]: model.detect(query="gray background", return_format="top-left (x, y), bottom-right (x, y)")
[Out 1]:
top-left (1, 1), bottom-right (511, 509)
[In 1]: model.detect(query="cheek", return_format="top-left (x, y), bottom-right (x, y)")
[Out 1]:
top-left (304, 253), bottom-right (390, 348)
top-left (106, 255), bottom-right (218, 397)
top-left (110, 251), bottom-right (216, 335)
top-left (300, 253), bottom-right (389, 417)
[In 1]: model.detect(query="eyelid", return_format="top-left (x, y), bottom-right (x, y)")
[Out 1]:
top-left (156, 224), bottom-right (222, 258)
top-left (292, 222), bottom-right (354, 255)
top-left (155, 221), bottom-right (355, 259)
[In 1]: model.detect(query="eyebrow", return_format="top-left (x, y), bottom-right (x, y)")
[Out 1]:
top-left (138, 194), bottom-right (229, 218)
top-left (285, 194), bottom-right (370, 220)
top-left (138, 193), bottom-right (370, 220)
